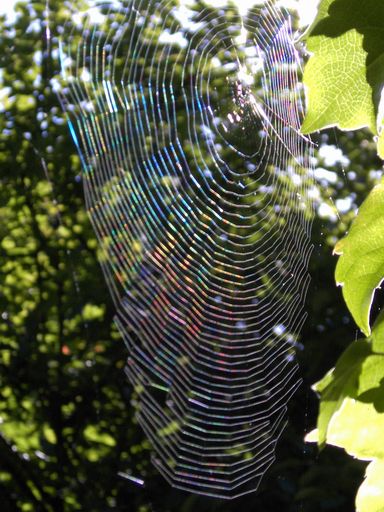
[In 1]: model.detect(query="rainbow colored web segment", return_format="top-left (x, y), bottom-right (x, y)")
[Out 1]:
top-left (60, 0), bottom-right (314, 499)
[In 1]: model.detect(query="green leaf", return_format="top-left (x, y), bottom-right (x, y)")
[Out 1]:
top-left (325, 397), bottom-right (384, 460)
top-left (304, 0), bottom-right (333, 33)
top-left (83, 425), bottom-right (116, 447)
top-left (357, 354), bottom-right (384, 395)
top-left (378, 132), bottom-right (384, 159)
top-left (311, 337), bottom-right (384, 458)
top-left (372, 311), bottom-right (384, 353)
top-left (43, 424), bottom-right (57, 445)
top-left (312, 339), bottom-right (371, 447)
top-left (356, 354), bottom-right (384, 416)
top-left (82, 303), bottom-right (105, 322)
top-left (334, 180), bottom-right (384, 336)
top-left (301, 0), bottom-right (384, 151)
top-left (356, 459), bottom-right (384, 512)
top-left (15, 94), bottom-right (36, 112)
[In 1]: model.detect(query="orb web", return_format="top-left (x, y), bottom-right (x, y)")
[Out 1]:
top-left (59, 0), bottom-right (314, 499)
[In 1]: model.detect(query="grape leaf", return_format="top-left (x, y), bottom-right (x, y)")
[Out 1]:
top-left (301, 0), bottom-right (384, 154)
top-left (356, 459), bottom-right (384, 512)
top-left (311, 339), bottom-right (371, 447)
top-left (325, 397), bottom-right (384, 460)
top-left (372, 310), bottom-right (384, 353)
top-left (310, 338), bottom-right (384, 456)
top-left (378, 127), bottom-right (384, 159)
top-left (334, 180), bottom-right (384, 336)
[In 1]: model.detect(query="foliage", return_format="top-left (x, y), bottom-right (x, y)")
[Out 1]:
top-left (0, 1), bottom-right (150, 510)
top-left (356, 459), bottom-right (384, 512)
top-left (0, 0), bottom-right (380, 510)
top-left (334, 180), bottom-right (384, 337)
top-left (302, 1), bottom-right (384, 511)
top-left (301, 0), bottom-right (384, 158)
top-left (308, 316), bottom-right (384, 512)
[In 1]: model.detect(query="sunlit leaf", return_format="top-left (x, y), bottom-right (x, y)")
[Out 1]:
top-left (371, 311), bottom-right (384, 353)
top-left (326, 398), bottom-right (384, 460)
top-left (334, 180), bottom-right (384, 335)
top-left (83, 425), bottom-right (116, 447)
top-left (43, 424), bottom-right (57, 445)
top-left (356, 459), bottom-right (384, 512)
top-left (378, 136), bottom-right (384, 159)
top-left (312, 339), bottom-right (371, 447)
top-left (311, 336), bottom-right (384, 461)
top-left (301, 0), bottom-right (384, 159)
top-left (82, 303), bottom-right (105, 322)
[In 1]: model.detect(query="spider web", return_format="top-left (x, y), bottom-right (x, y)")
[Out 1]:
top-left (59, 0), bottom-right (314, 499)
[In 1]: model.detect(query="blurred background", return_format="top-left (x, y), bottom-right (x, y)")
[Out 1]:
top-left (0, 0), bottom-right (382, 510)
